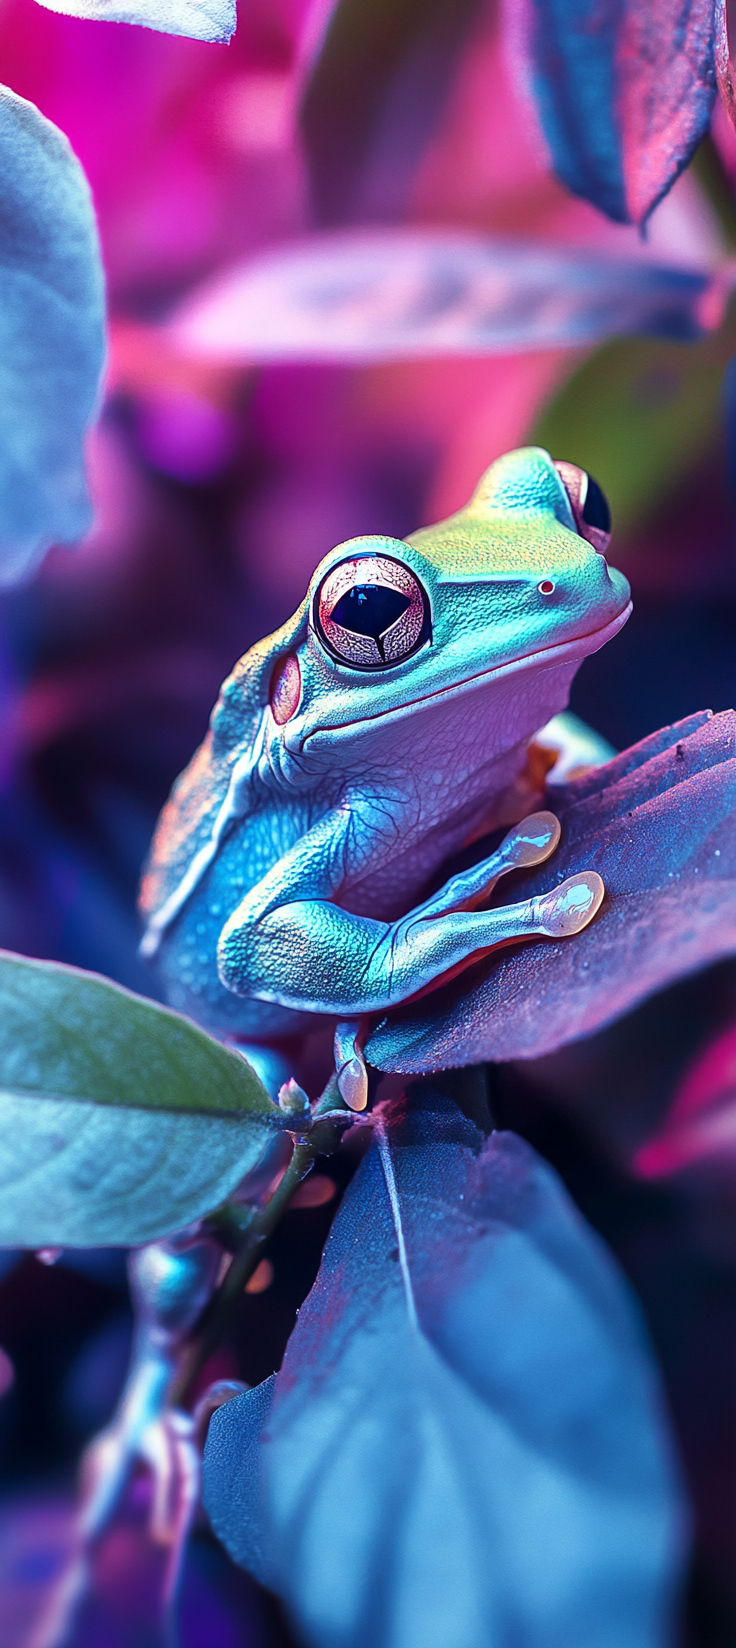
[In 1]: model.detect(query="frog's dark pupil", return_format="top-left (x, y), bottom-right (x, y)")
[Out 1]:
top-left (331, 585), bottom-right (410, 638)
top-left (582, 475), bottom-right (611, 532)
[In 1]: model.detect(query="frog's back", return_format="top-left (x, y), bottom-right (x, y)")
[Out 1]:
top-left (139, 611), bottom-right (302, 930)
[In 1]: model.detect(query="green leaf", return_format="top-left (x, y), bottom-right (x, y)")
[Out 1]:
top-left (0, 950), bottom-right (283, 1248)
top-left (532, 304), bottom-right (736, 533)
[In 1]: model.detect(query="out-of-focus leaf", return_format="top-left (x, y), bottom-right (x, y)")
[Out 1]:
top-left (367, 710), bottom-right (736, 1073)
top-left (636, 1021), bottom-right (736, 1176)
top-left (32, 0), bottom-right (235, 42)
top-left (532, 308), bottom-right (736, 530)
top-left (173, 228), bottom-right (716, 366)
top-left (299, 0), bottom-right (481, 224)
top-left (204, 1080), bottom-right (685, 1648)
top-left (0, 950), bottom-right (282, 1247)
top-left (515, 0), bottom-right (716, 224)
top-left (715, 0), bottom-right (736, 136)
top-left (0, 87), bottom-right (106, 587)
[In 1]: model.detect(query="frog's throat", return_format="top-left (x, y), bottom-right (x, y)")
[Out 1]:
top-left (298, 598), bottom-right (632, 751)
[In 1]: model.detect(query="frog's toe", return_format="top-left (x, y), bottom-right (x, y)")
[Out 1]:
top-left (534, 871), bottom-right (605, 937)
top-left (335, 1020), bottom-right (369, 1111)
top-left (498, 810), bottom-right (561, 868)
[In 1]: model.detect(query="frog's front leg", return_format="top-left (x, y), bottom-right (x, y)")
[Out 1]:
top-left (218, 805), bottom-right (604, 1049)
top-left (333, 811), bottom-right (565, 1107)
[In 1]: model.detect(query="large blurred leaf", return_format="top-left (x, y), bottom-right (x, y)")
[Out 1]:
top-left (205, 1079), bottom-right (685, 1648)
top-left (515, 0), bottom-right (716, 224)
top-left (32, 0), bottom-right (235, 42)
top-left (173, 227), bottom-right (714, 365)
top-left (0, 87), bottom-right (106, 587)
top-left (299, 0), bottom-right (481, 224)
top-left (0, 951), bottom-right (281, 1247)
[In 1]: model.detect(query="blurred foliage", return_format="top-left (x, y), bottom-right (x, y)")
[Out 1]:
top-left (533, 312), bottom-right (736, 530)
top-left (534, 136), bottom-right (736, 531)
top-left (301, 0), bottom-right (481, 223)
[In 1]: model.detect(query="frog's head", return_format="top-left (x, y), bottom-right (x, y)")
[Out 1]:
top-left (249, 447), bottom-right (631, 787)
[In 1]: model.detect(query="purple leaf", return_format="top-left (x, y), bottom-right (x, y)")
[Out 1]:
top-left (172, 228), bottom-right (715, 365)
top-left (204, 1080), bottom-right (685, 1648)
top-left (513, 0), bottom-right (717, 224)
top-left (298, 0), bottom-right (482, 224)
top-left (366, 709), bottom-right (736, 1072)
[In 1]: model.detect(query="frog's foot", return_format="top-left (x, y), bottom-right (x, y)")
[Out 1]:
top-left (217, 811), bottom-right (602, 1022)
top-left (332, 815), bottom-right (599, 1109)
top-left (334, 1019), bottom-right (369, 1112)
top-left (394, 810), bottom-right (561, 935)
top-left (377, 857), bottom-right (605, 1010)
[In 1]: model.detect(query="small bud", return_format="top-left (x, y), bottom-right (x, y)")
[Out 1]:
top-left (35, 1247), bottom-right (62, 1266)
top-left (278, 1077), bottom-right (311, 1116)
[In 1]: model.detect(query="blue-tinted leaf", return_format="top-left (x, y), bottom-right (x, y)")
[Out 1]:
top-left (0, 87), bottom-right (106, 587)
top-left (515, 0), bottom-right (716, 224)
top-left (33, 0), bottom-right (235, 43)
top-left (0, 950), bottom-right (282, 1247)
top-left (173, 227), bottom-right (714, 365)
top-left (205, 1080), bottom-right (685, 1648)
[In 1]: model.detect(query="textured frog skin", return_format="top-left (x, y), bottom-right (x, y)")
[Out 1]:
top-left (139, 447), bottom-right (631, 1046)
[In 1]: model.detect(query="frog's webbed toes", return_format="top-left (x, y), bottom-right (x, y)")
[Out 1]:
top-left (403, 810), bottom-right (563, 932)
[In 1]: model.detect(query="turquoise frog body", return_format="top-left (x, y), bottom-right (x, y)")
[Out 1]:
top-left (140, 447), bottom-right (630, 1091)
top-left (62, 447), bottom-right (632, 1611)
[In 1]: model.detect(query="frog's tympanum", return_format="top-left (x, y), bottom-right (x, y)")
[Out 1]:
top-left (140, 447), bottom-right (631, 1111)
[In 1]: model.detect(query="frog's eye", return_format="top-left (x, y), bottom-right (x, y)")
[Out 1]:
top-left (314, 555), bottom-right (430, 669)
top-left (554, 461), bottom-right (612, 556)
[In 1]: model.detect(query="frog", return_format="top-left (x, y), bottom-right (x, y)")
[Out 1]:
top-left (139, 444), bottom-right (630, 1108)
top-left (54, 448), bottom-right (630, 1629)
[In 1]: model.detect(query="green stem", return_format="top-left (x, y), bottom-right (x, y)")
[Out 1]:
top-left (171, 1138), bottom-right (318, 1408)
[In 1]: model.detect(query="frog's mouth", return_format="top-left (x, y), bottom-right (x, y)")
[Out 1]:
top-left (300, 599), bottom-right (632, 748)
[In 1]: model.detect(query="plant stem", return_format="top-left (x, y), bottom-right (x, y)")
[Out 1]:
top-left (170, 1138), bottom-right (318, 1408)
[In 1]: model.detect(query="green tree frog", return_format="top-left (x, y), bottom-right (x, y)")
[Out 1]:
top-left (140, 447), bottom-right (630, 1108)
top-left (52, 448), bottom-right (632, 1629)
